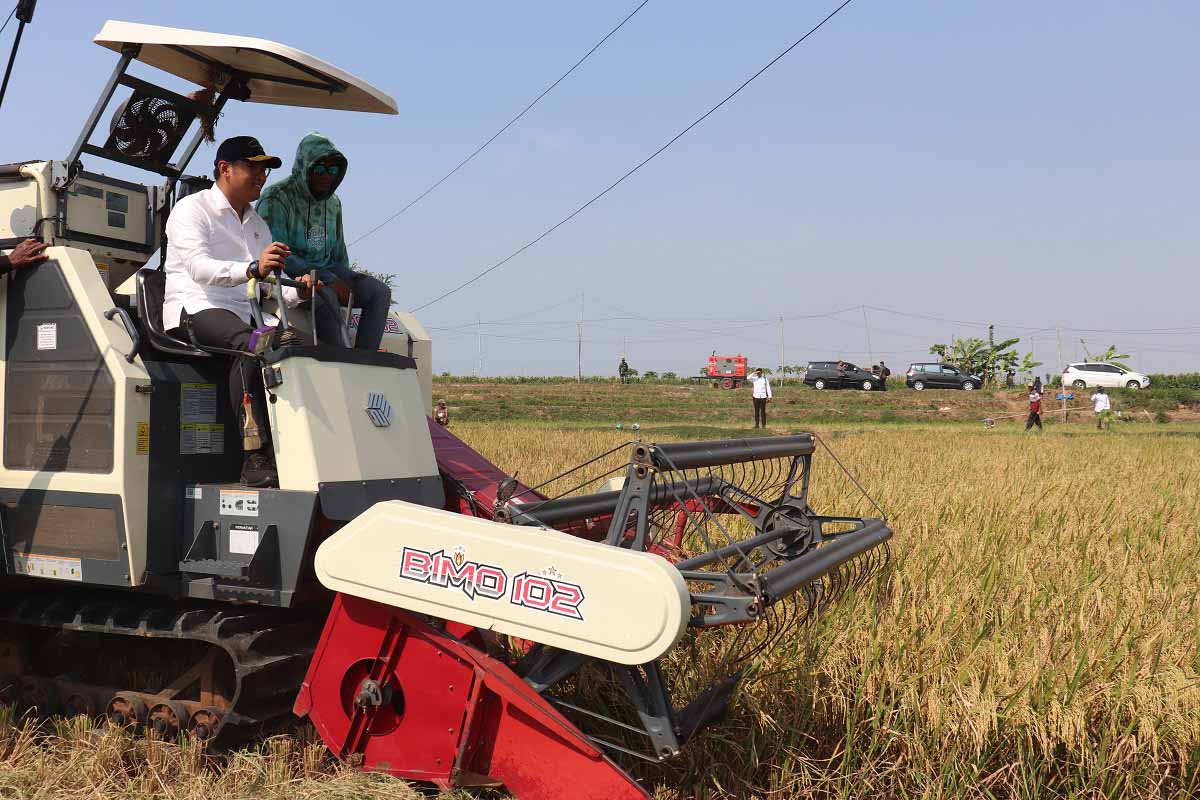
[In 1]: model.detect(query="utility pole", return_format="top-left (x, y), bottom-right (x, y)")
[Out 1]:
top-left (576, 293), bottom-right (584, 383)
top-left (778, 316), bottom-right (785, 382)
top-left (862, 306), bottom-right (873, 365)
top-left (987, 324), bottom-right (995, 387)
top-left (1056, 322), bottom-right (1066, 421)
top-left (474, 316), bottom-right (481, 377)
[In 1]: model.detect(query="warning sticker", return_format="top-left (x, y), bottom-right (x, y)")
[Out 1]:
top-left (180, 423), bottom-right (225, 455)
top-left (185, 486), bottom-right (203, 500)
top-left (229, 524), bottom-right (260, 555)
top-left (136, 422), bottom-right (149, 455)
top-left (181, 383), bottom-right (217, 424)
top-left (95, 262), bottom-right (110, 287)
top-left (36, 323), bottom-right (57, 350)
top-left (220, 489), bottom-right (259, 517)
top-left (11, 553), bottom-right (83, 582)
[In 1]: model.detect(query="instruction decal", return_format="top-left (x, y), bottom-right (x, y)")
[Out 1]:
top-left (180, 423), bottom-right (224, 455)
top-left (136, 422), bottom-right (149, 455)
top-left (36, 323), bottom-right (57, 351)
top-left (185, 486), bottom-right (203, 500)
top-left (11, 553), bottom-right (83, 582)
top-left (180, 383), bottom-right (217, 424)
top-left (228, 524), bottom-right (260, 555)
top-left (220, 489), bottom-right (259, 518)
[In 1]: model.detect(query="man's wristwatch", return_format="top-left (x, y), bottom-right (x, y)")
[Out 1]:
top-left (246, 260), bottom-right (259, 281)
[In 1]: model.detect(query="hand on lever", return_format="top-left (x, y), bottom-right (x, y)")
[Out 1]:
top-left (255, 242), bottom-right (292, 278)
top-left (297, 273), bottom-right (323, 301)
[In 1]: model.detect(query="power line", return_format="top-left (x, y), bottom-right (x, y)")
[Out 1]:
top-left (351, 0), bottom-right (652, 247)
top-left (0, 7), bottom-right (16, 38)
top-left (410, 0), bottom-right (858, 313)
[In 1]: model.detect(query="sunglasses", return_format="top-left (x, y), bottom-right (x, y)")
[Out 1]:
top-left (311, 163), bottom-right (343, 177)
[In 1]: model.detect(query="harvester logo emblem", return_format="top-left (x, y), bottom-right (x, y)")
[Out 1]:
top-left (365, 392), bottom-right (393, 427)
top-left (400, 546), bottom-right (586, 620)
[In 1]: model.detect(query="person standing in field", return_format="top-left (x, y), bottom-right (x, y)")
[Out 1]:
top-left (1033, 375), bottom-right (1043, 393)
top-left (618, 357), bottom-right (630, 384)
top-left (749, 368), bottom-right (772, 428)
top-left (434, 399), bottom-right (450, 427)
top-left (879, 360), bottom-right (891, 391)
top-left (1026, 386), bottom-right (1043, 431)
top-left (1091, 385), bottom-right (1112, 430)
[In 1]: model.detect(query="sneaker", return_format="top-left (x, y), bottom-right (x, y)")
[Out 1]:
top-left (240, 449), bottom-right (278, 488)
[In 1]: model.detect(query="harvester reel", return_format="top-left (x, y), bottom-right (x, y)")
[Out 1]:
top-left (299, 432), bottom-right (892, 797)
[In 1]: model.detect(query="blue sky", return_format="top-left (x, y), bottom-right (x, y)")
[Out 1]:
top-left (4, 1), bottom-right (1198, 376)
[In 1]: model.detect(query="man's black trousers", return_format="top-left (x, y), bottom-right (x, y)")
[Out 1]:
top-left (182, 295), bottom-right (342, 447)
top-left (753, 397), bottom-right (768, 427)
top-left (183, 308), bottom-right (271, 446)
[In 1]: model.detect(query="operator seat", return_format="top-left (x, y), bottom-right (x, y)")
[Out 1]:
top-left (135, 268), bottom-right (209, 358)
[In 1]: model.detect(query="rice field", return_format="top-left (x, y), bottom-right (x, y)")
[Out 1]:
top-left (455, 418), bottom-right (1200, 799)
top-left (1, 382), bottom-right (1197, 799)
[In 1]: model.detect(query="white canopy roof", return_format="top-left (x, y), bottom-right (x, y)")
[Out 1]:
top-left (94, 20), bottom-right (398, 115)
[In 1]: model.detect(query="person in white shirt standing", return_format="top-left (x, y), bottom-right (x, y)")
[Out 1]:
top-left (1091, 385), bottom-right (1112, 430)
top-left (748, 368), bottom-right (772, 428)
top-left (163, 136), bottom-right (332, 487)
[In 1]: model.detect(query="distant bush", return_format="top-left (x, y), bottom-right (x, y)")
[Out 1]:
top-left (1112, 386), bottom-right (1199, 410)
top-left (1147, 373), bottom-right (1200, 389)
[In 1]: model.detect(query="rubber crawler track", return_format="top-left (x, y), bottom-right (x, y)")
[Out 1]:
top-left (0, 590), bottom-right (321, 742)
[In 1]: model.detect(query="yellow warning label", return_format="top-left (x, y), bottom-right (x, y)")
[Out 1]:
top-left (136, 422), bottom-right (149, 455)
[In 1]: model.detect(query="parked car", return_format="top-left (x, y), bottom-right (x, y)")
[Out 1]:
top-left (905, 363), bottom-right (982, 391)
top-left (1062, 362), bottom-right (1150, 389)
top-left (803, 361), bottom-right (885, 391)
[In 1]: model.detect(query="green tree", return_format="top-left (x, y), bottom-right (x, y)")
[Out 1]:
top-left (1079, 340), bottom-right (1131, 370)
top-left (351, 262), bottom-right (400, 307)
top-left (642, 370), bottom-right (659, 380)
top-left (929, 335), bottom-right (1021, 385)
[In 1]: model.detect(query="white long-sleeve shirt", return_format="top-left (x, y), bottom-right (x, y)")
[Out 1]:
top-left (1091, 391), bottom-right (1111, 412)
top-left (163, 185), bottom-right (300, 330)
top-left (749, 374), bottom-right (772, 399)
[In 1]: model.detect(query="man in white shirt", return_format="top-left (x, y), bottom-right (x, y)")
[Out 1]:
top-left (748, 368), bottom-right (772, 428)
top-left (164, 135), bottom-right (333, 487)
top-left (1091, 386), bottom-right (1112, 430)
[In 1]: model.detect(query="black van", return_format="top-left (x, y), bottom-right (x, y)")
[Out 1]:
top-left (803, 361), bottom-right (884, 391)
top-left (905, 363), bottom-right (981, 391)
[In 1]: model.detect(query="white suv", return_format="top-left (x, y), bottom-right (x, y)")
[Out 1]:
top-left (1062, 362), bottom-right (1150, 390)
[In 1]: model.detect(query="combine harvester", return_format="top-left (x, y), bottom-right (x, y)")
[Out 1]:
top-left (0, 21), bottom-right (892, 799)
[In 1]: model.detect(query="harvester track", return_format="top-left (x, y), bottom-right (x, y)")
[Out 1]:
top-left (0, 589), bottom-right (321, 742)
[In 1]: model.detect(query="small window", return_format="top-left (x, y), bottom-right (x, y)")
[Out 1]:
top-left (105, 191), bottom-right (129, 213)
top-left (943, 366), bottom-right (959, 375)
top-left (107, 211), bottom-right (126, 229)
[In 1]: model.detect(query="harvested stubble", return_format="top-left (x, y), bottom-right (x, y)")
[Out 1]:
top-left (2, 420), bottom-right (1197, 799)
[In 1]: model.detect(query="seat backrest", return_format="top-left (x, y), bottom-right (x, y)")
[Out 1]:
top-left (135, 268), bottom-right (209, 358)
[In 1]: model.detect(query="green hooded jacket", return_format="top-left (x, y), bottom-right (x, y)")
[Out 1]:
top-left (256, 132), bottom-right (349, 282)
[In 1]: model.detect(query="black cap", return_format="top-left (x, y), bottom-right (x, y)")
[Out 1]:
top-left (214, 136), bottom-right (282, 169)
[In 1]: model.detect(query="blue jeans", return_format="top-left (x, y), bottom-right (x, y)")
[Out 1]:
top-left (328, 265), bottom-right (392, 351)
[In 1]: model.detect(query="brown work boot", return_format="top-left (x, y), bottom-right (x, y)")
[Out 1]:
top-left (240, 449), bottom-right (278, 488)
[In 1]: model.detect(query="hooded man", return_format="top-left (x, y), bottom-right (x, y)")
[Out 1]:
top-left (256, 133), bottom-right (393, 350)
